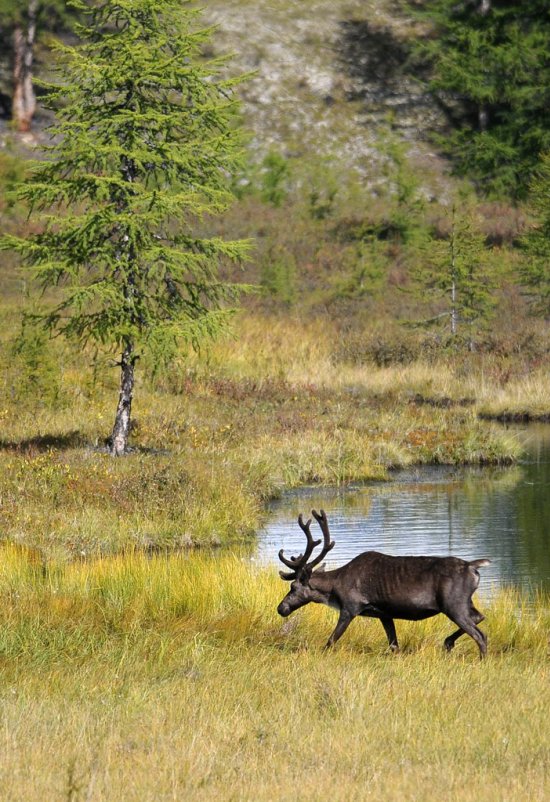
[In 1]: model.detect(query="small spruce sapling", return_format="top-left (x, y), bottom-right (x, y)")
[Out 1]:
top-left (412, 204), bottom-right (497, 349)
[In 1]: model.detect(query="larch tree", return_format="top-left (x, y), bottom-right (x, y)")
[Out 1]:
top-left (1, 0), bottom-right (251, 455)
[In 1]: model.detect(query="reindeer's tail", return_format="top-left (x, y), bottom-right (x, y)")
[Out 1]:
top-left (469, 558), bottom-right (491, 569)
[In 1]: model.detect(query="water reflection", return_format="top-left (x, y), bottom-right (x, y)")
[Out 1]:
top-left (256, 426), bottom-right (550, 596)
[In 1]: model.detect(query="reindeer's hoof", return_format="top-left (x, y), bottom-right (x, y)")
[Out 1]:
top-left (443, 637), bottom-right (455, 652)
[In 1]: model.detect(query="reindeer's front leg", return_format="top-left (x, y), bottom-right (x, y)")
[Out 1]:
top-left (380, 616), bottom-right (399, 652)
top-left (324, 609), bottom-right (353, 650)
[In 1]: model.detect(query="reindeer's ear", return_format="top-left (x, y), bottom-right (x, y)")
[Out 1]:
top-left (313, 562), bottom-right (326, 573)
top-left (279, 570), bottom-right (296, 580)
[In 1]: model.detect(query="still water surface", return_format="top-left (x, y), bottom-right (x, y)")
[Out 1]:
top-left (256, 425), bottom-right (550, 597)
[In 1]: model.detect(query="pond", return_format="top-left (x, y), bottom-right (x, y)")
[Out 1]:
top-left (256, 425), bottom-right (550, 597)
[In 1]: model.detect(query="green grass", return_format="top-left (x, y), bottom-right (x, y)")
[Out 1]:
top-left (0, 547), bottom-right (549, 801)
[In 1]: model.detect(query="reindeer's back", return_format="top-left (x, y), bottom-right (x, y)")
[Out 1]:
top-left (337, 551), bottom-right (478, 614)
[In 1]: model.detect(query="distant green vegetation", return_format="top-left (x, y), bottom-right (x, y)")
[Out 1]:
top-left (520, 152), bottom-right (550, 317)
top-left (412, 0), bottom-right (550, 198)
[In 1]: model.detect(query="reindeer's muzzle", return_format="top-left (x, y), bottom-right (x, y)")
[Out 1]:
top-left (277, 601), bottom-right (291, 617)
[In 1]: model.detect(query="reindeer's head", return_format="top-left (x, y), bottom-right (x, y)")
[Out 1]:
top-left (277, 509), bottom-right (335, 617)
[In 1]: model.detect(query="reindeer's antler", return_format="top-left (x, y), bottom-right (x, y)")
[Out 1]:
top-left (278, 514), bottom-right (321, 571)
top-left (278, 509), bottom-right (335, 579)
top-left (309, 509), bottom-right (335, 568)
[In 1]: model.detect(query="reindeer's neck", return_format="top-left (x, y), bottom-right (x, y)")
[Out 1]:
top-left (310, 567), bottom-right (340, 593)
top-left (308, 567), bottom-right (342, 610)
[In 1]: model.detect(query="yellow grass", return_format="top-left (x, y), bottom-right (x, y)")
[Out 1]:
top-left (478, 368), bottom-right (550, 419)
top-left (198, 314), bottom-right (550, 415)
top-left (0, 547), bottom-right (548, 801)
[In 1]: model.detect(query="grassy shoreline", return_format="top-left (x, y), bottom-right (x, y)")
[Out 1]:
top-left (1, 311), bottom-right (541, 557)
top-left (0, 372), bottom-right (522, 558)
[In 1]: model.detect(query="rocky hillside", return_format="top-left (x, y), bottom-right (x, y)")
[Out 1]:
top-left (0, 1), bottom-right (452, 196)
top-left (204, 0), bottom-right (450, 191)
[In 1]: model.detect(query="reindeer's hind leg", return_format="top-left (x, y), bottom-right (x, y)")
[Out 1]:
top-left (444, 606), bottom-right (484, 652)
top-left (444, 627), bottom-right (464, 652)
top-left (445, 605), bottom-right (487, 659)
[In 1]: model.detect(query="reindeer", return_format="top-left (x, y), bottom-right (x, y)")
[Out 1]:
top-left (277, 509), bottom-right (491, 658)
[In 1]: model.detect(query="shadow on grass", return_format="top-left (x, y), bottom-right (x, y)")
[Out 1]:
top-left (0, 431), bottom-right (85, 453)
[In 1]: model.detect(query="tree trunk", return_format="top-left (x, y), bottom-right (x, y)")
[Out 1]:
top-left (450, 277), bottom-right (457, 336)
top-left (12, 0), bottom-right (38, 133)
top-left (110, 341), bottom-right (135, 456)
top-left (450, 215), bottom-right (458, 336)
top-left (478, 106), bottom-right (489, 133)
top-left (109, 115), bottom-right (139, 456)
top-left (477, 0), bottom-right (491, 133)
